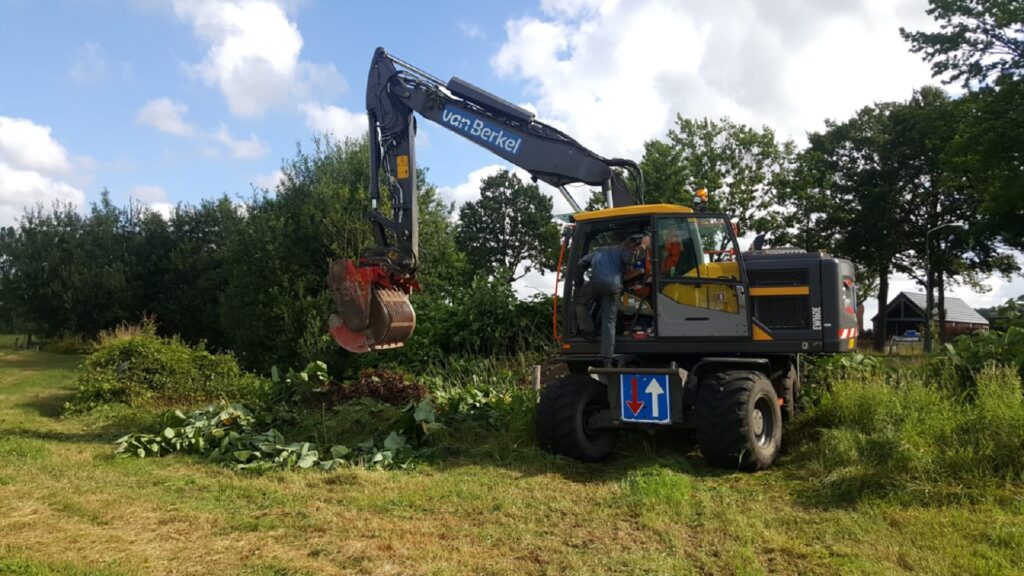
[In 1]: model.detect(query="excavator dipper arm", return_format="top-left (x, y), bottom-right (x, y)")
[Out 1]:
top-left (328, 47), bottom-right (644, 352)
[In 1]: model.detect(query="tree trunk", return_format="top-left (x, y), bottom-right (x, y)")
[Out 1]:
top-left (874, 268), bottom-right (889, 351)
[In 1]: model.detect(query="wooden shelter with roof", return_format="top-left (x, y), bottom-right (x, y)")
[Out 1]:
top-left (872, 291), bottom-right (989, 339)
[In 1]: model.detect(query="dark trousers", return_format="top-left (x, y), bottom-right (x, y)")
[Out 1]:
top-left (575, 280), bottom-right (621, 360)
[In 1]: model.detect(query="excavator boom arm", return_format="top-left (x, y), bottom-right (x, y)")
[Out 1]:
top-left (328, 47), bottom-right (644, 352)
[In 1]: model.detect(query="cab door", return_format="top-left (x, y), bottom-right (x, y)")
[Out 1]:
top-left (653, 215), bottom-right (750, 339)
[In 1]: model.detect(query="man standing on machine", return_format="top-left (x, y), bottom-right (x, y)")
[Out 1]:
top-left (574, 233), bottom-right (647, 366)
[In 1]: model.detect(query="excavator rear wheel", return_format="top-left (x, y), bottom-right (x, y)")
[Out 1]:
top-left (696, 370), bottom-right (781, 471)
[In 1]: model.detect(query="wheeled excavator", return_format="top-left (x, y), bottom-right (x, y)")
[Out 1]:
top-left (328, 48), bottom-right (858, 470)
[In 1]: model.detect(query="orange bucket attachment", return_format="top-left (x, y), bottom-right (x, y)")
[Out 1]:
top-left (327, 259), bottom-right (416, 353)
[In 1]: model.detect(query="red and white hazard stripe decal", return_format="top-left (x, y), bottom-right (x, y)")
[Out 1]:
top-left (838, 328), bottom-right (859, 339)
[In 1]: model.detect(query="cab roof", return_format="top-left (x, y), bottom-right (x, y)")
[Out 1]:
top-left (571, 203), bottom-right (693, 222)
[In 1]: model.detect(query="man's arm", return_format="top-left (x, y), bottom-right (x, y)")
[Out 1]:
top-left (575, 252), bottom-right (594, 288)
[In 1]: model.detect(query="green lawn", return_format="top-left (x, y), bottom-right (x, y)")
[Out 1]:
top-left (2, 348), bottom-right (1023, 575)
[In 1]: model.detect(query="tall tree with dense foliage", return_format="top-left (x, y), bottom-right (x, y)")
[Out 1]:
top-left (900, 0), bottom-right (1023, 87)
top-left (456, 170), bottom-right (559, 283)
top-left (154, 197), bottom-right (242, 349)
top-left (902, 0), bottom-right (1024, 250)
top-left (640, 116), bottom-right (796, 234)
top-left (803, 103), bottom-right (909, 349)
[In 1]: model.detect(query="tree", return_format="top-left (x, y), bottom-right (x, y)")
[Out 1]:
top-left (803, 103), bottom-right (910, 349)
top-left (948, 79), bottom-right (1024, 251)
top-left (220, 135), bottom-right (465, 373)
top-left (640, 116), bottom-right (796, 234)
top-left (902, 0), bottom-right (1024, 250)
top-left (155, 197), bottom-right (241, 349)
top-left (456, 170), bottom-right (559, 283)
top-left (900, 0), bottom-right (1024, 88)
top-left (887, 87), bottom-right (1017, 344)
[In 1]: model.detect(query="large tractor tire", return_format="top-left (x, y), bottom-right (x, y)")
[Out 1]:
top-left (536, 374), bottom-right (617, 462)
top-left (775, 363), bottom-right (799, 422)
top-left (695, 370), bottom-right (781, 471)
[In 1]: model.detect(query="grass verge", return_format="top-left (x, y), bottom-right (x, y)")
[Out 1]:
top-left (2, 347), bottom-right (1024, 575)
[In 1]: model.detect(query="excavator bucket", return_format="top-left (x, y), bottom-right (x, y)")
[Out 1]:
top-left (327, 259), bottom-right (416, 353)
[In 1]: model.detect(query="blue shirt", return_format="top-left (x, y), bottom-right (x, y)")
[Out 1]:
top-left (579, 246), bottom-right (634, 287)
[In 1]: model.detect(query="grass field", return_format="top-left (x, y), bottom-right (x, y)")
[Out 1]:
top-left (2, 347), bottom-right (1024, 575)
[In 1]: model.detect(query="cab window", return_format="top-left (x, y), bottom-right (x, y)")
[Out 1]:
top-left (657, 216), bottom-right (740, 281)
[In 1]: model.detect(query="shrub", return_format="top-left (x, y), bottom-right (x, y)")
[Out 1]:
top-left (70, 324), bottom-right (266, 410)
top-left (371, 276), bottom-right (555, 372)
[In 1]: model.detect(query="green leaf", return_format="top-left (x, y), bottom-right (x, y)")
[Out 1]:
top-left (383, 432), bottom-right (406, 452)
top-left (297, 451), bottom-right (318, 469)
top-left (413, 399), bottom-right (437, 423)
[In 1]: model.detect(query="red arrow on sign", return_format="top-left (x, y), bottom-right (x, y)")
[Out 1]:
top-left (626, 376), bottom-right (645, 415)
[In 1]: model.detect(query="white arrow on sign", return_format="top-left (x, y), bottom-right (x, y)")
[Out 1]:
top-left (645, 379), bottom-right (665, 419)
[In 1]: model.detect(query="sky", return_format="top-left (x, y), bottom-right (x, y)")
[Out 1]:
top-left (0, 0), bottom-right (1020, 318)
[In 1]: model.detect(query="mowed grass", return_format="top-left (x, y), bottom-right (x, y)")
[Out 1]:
top-left (2, 348), bottom-right (1024, 575)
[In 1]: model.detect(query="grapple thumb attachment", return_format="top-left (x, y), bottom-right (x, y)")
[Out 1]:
top-left (327, 259), bottom-right (416, 353)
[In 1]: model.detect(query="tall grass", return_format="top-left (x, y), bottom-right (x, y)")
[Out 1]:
top-left (798, 363), bottom-right (1024, 505)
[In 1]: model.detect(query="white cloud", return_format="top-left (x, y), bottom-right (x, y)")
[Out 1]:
top-left (493, 0), bottom-right (935, 158)
top-left (129, 185), bottom-right (176, 218)
top-left (299, 102), bottom-right (366, 140)
top-left (438, 163), bottom-right (586, 216)
top-left (130, 184), bottom-right (167, 203)
top-left (251, 169), bottom-right (285, 191)
top-left (0, 117), bottom-right (74, 174)
top-left (150, 202), bottom-right (176, 219)
top-left (173, 0), bottom-right (345, 117)
top-left (69, 42), bottom-right (108, 85)
top-left (438, 164), bottom-right (514, 207)
top-left (0, 117), bottom-right (86, 226)
top-left (215, 124), bottom-right (269, 159)
top-left (458, 21), bottom-right (486, 39)
top-left (136, 98), bottom-right (196, 136)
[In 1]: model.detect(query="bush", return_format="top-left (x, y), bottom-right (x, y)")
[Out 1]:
top-left (373, 275), bottom-right (554, 372)
top-left (932, 327), bottom-right (1024, 391)
top-left (70, 324), bottom-right (266, 410)
top-left (798, 363), bottom-right (1024, 504)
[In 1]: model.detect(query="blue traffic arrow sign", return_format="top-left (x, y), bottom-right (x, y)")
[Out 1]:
top-left (620, 373), bottom-right (671, 424)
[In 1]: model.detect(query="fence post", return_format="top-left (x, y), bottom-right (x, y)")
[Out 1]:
top-left (533, 364), bottom-right (542, 393)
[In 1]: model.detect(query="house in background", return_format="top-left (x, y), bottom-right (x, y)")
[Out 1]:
top-left (872, 292), bottom-right (989, 340)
